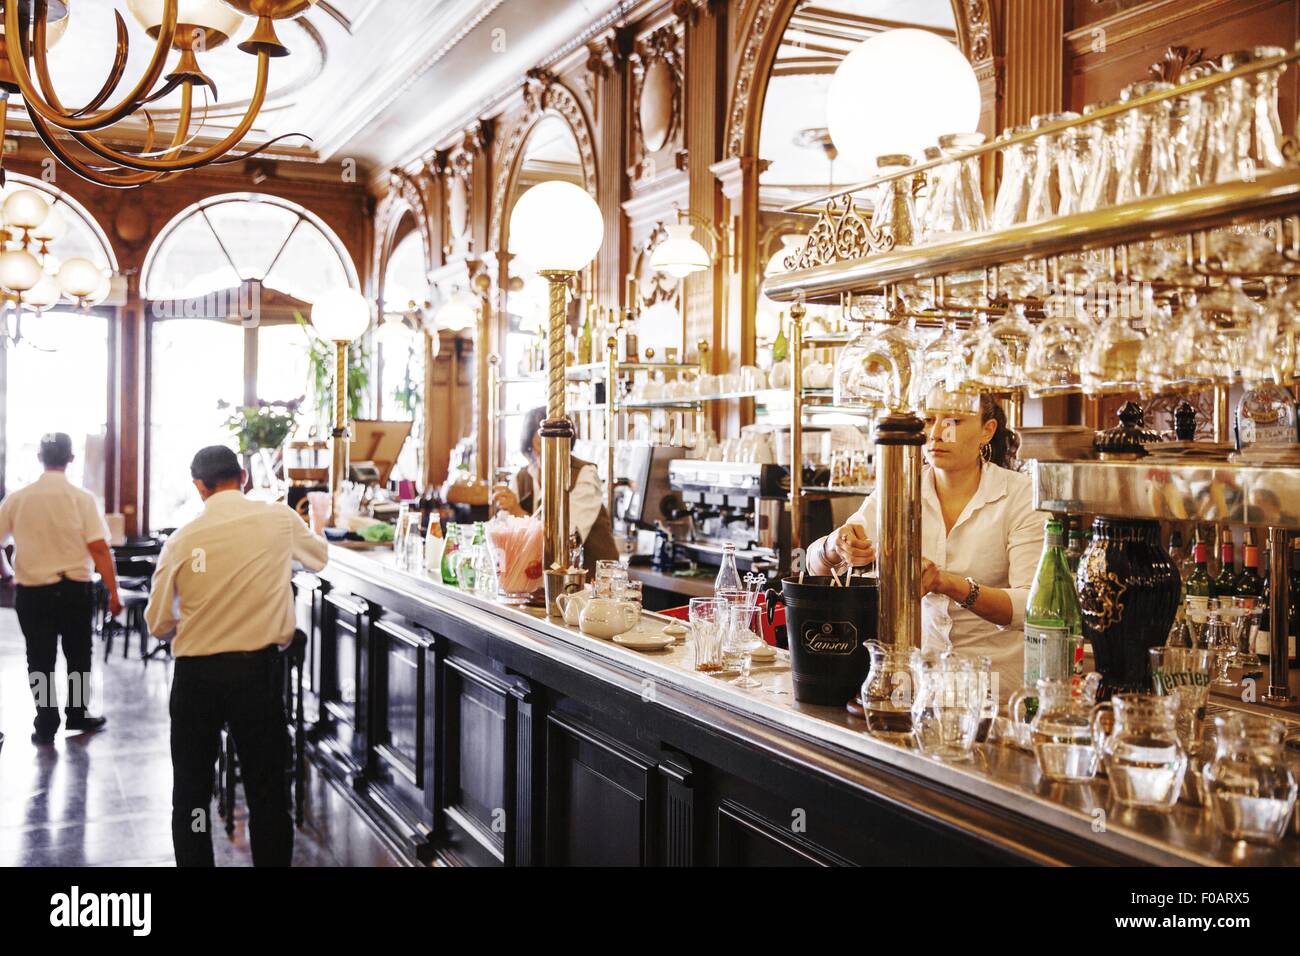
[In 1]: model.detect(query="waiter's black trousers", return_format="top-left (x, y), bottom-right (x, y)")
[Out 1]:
top-left (15, 580), bottom-right (94, 737)
top-left (170, 647), bottom-right (293, 867)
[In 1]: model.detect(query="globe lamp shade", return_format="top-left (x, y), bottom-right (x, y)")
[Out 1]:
top-left (58, 257), bottom-right (105, 298)
top-left (3, 189), bottom-right (50, 231)
top-left (24, 271), bottom-right (63, 310)
top-left (508, 181), bottom-right (604, 273)
top-left (826, 29), bottom-right (980, 170)
top-left (30, 204), bottom-right (67, 244)
top-left (1, 249), bottom-right (44, 292)
top-left (311, 288), bottom-right (371, 341)
top-left (126, 0), bottom-right (246, 46)
top-left (649, 223), bottom-right (710, 279)
top-left (435, 290), bottom-right (480, 333)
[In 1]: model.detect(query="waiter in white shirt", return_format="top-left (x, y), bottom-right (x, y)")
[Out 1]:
top-left (0, 433), bottom-right (121, 745)
top-left (146, 445), bottom-right (328, 867)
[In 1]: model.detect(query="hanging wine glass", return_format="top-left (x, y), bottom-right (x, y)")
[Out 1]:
top-left (1082, 302), bottom-right (1145, 396)
top-left (920, 317), bottom-right (961, 397)
top-left (1136, 296), bottom-right (1187, 394)
top-left (1026, 291), bottom-right (1086, 396)
top-left (1248, 281), bottom-right (1300, 386)
top-left (985, 302), bottom-right (1034, 385)
top-left (1172, 279), bottom-right (1264, 388)
top-left (965, 313), bottom-right (1015, 392)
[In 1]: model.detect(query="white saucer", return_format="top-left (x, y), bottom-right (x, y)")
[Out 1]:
top-left (614, 633), bottom-right (675, 651)
top-left (748, 642), bottom-right (777, 661)
top-left (661, 623), bottom-right (688, 638)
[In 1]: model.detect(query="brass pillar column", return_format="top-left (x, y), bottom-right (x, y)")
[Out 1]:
top-left (329, 339), bottom-right (350, 522)
top-left (1265, 527), bottom-right (1293, 703)
top-left (540, 270), bottom-right (579, 616)
top-left (873, 413), bottom-right (925, 648)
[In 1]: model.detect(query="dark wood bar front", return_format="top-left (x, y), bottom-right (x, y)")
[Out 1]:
top-left (299, 547), bottom-right (1299, 868)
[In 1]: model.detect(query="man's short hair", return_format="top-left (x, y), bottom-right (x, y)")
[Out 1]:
top-left (190, 445), bottom-right (243, 490)
top-left (38, 433), bottom-right (74, 468)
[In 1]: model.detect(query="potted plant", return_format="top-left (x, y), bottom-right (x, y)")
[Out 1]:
top-left (218, 397), bottom-right (304, 493)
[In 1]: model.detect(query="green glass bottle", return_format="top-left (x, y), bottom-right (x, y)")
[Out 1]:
top-left (1184, 540), bottom-right (1215, 618)
top-left (1023, 519), bottom-right (1083, 691)
top-left (440, 522), bottom-right (460, 586)
top-left (1214, 537), bottom-right (1237, 598)
top-left (1234, 545), bottom-right (1264, 601)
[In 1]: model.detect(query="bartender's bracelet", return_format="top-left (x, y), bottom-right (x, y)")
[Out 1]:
top-left (818, 533), bottom-right (845, 570)
top-left (958, 576), bottom-right (980, 610)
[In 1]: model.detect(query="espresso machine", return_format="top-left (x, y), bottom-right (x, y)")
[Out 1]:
top-left (666, 460), bottom-right (825, 580)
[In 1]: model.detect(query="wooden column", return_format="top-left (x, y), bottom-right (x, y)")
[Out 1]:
top-left (119, 284), bottom-right (145, 537)
top-left (588, 29), bottom-right (632, 308)
top-left (1001, 0), bottom-right (1065, 127)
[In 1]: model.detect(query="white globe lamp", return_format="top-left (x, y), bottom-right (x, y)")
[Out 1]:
top-left (826, 29), bottom-right (980, 171)
top-left (3, 189), bottom-right (50, 232)
top-left (509, 181), bottom-right (604, 273)
top-left (435, 289), bottom-right (480, 333)
top-left (1, 248), bottom-right (43, 292)
top-left (57, 256), bottom-right (103, 298)
top-left (310, 288), bottom-right (371, 342)
top-left (24, 271), bottom-right (63, 310)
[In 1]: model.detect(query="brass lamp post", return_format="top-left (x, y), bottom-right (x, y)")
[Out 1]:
top-left (508, 181), bottom-right (605, 616)
top-left (310, 288), bottom-right (372, 523)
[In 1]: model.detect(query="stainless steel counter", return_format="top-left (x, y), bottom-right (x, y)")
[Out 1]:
top-left (325, 546), bottom-right (1299, 867)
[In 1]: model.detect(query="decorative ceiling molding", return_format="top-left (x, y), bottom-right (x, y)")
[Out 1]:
top-left (628, 20), bottom-right (686, 184)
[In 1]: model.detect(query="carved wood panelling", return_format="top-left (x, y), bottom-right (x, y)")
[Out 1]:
top-left (438, 122), bottom-right (490, 261)
top-left (373, 166), bottom-right (435, 308)
top-left (628, 21), bottom-right (687, 184)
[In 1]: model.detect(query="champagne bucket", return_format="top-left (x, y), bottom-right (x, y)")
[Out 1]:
top-left (768, 575), bottom-right (876, 705)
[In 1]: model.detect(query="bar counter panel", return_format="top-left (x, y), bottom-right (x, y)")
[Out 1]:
top-left (298, 547), bottom-right (1299, 867)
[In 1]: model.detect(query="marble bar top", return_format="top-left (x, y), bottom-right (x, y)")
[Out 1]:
top-left (322, 545), bottom-right (1300, 868)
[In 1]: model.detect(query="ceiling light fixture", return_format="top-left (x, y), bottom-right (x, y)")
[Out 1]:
top-left (0, 0), bottom-right (318, 189)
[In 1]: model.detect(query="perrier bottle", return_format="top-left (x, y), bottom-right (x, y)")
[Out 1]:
top-left (440, 522), bottom-right (460, 586)
top-left (1024, 519), bottom-right (1083, 693)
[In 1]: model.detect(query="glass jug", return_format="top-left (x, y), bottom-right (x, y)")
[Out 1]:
top-left (1025, 111), bottom-right (1081, 222)
top-left (1009, 674), bottom-right (1102, 783)
top-left (991, 127), bottom-right (1035, 230)
top-left (1115, 81), bottom-right (1178, 204)
top-left (1080, 101), bottom-right (1123, 212)
top-left (860, 641), bottom-right (916, 742)
top-left (923, 132), bottom-right (988, 242)
top-left (1091, 693), bottom-right (1187, 810)
top-left (911, 651), bottom-right (984, 762)
top-left (1203, 713), bottom-right (1297, 846)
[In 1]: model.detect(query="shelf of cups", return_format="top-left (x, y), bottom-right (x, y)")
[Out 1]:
top-left (622, 388), bottom-right (790, 409)
top-left (802, 484), bottom-right (875, 497)
top-left (763, 167), bottom-right (1300, 305)
top-left (565, 361), bottom-right (700, 382)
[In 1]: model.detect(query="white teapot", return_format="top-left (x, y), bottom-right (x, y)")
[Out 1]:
top-left (578, 597), bottom-right (640, 639)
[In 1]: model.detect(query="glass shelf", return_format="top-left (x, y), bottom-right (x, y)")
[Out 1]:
top-left (802, 484), bottom-right (875, 497)
top-left (620, 388), bottom-right (790, 409)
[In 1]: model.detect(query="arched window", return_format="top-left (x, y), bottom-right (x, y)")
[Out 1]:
top-left (143, 194), bottom-right (360, 529)
top-left (2, 176), bottom-right (117, 502)
top-left (142, 193), bottom-right (357, 302)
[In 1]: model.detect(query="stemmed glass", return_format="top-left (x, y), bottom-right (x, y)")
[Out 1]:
top-left (1026, 291), bottom-right (1086, 396)
top-left (1172, 279), bottom-right (1262, 388)
top-left (1082, 303), bottom-right (1145, 396)
top-left (726, 602), bottom-right (764, 689)
top-left (964, 312), bottom-right (1015, 392)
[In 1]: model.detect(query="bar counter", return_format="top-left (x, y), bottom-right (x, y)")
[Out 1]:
top-left (298, 545), bottom-right (1300, 867)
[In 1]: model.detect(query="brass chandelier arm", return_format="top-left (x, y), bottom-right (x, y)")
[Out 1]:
top-left (34, 53), bottom-right (271, 174)
top-left (5, 0), bottom-right (178, 132)
top-left (31, 0), bottom-right (129, 119)
top-left (25, 112), bottom-right (169, 187)
top-left (59, 81), bottom-right (196, 169)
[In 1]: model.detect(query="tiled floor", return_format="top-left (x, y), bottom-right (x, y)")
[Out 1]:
top-left (0, 609), bottom-right (405, 867)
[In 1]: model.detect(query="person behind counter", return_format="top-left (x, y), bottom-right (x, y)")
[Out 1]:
top-left (490, 406), bottom-right (619, 574)
top-left (806, 393), bottom-right (1042, 699)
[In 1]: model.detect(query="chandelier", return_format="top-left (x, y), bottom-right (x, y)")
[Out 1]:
top-left (0, 0), bottom-right (316, 188)
top-left (0, 186), bottom-right (111, 345)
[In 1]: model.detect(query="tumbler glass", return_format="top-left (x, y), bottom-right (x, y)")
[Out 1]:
top-left (690, 597), bottom-right (727, 673)
top-left (1148, 646), bottom-right (1213, 751)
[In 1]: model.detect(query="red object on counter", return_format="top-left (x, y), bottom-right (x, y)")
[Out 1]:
top-left (662, 596), bottom-right (784, 646)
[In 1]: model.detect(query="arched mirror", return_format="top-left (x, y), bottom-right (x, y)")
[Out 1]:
top-left (377, 212), bottom-right (430, 485)
top-left (754, 0), bottom-right (963, 342)
top-left (499, 112), bottom-right (587, 475)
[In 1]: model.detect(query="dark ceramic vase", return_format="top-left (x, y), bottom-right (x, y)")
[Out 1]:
top-left (1076, 518), bottom-right (1181, 699)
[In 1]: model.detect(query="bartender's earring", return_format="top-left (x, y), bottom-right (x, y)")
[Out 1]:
top-left (980, 442), bottom-right (992, 463)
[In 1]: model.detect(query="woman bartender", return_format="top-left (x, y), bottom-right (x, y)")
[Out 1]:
top-left (491, 406), bottom-right (621, 573)
top-left (806, 393), bottom-right (1043, 698)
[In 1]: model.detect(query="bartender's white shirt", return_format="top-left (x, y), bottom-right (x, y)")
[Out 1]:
top-left (145, 490), bottom-right (328, 657)
top-left (521, 463), bottom-right (603, 542)
top-left (0, 471), bottom-right (110, 587)
top-left (848, 463), bottom-right (1043, 698)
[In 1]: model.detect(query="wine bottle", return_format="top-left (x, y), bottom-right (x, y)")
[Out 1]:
top-left (1024, 519), bottom-right (1083, 689)
top-left (772, 314), bottom-right (789, 363)
top-left (1185, 540), bottom-right (1215, 618)
top-left (1214, 536), bottom-right (1237, 598)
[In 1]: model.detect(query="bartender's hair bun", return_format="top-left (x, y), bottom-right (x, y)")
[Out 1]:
top-left (979, 394), bottom-right (1020, 470)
